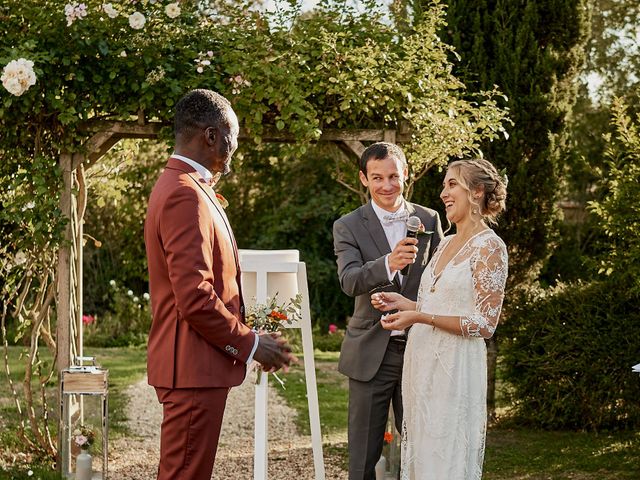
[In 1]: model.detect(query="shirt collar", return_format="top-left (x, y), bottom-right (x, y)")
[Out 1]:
top-left (371, 200), bottom-right (406, 224)
top-left (170, 153), bottom-right (213, 184)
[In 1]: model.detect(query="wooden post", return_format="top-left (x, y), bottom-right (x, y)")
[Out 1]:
top-left (383, 129), bottom-right (396, 144)
top-left (56, 153), bottom-right (73, 468)
top-left (56, 153), bottom-right (73, 374)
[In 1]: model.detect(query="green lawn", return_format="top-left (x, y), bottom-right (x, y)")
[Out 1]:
top-left (276, 351), bottom-right (640, 480)
top-left (274, 351), bottom-right (347, 436)
top-left (2, 346), bottom-right (639, 479)
top-left (0, 345), bottom-right (147, 479)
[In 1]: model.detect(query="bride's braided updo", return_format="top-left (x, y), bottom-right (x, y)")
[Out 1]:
top-left (448, 158), bottom-right (507, 224)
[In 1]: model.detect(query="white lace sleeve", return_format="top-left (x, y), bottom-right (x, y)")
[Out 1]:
top-left (459, 236), bottom-right (508, 338)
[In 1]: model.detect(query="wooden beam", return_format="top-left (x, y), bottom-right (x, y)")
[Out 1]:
top-left (79, 120), bottom-right (412, 143)
top-left (73, 131), bottom-right (123, 170)
top-left (338, 140), bottom-right (366, 160)
top-left (79, 120), bottom-right (164, 138)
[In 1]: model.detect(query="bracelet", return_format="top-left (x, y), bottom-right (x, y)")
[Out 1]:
top-left (430, 313), bottom-right (436, 327)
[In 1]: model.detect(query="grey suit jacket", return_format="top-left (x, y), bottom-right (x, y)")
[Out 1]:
top-left (333, 200), bottom-right (444, 382)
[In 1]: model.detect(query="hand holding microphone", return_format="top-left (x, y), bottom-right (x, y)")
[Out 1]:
top-left (388, 215), bottom-right (421, 275)
top-left (401, 216), bottom-right (421, 275)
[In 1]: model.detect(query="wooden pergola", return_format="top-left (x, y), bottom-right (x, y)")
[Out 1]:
top-left (53, 118), bottom-right (410, 457)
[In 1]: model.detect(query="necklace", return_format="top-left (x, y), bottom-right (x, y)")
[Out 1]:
top-left (429, 272), bottom-right (442, 293)
top-left (429, 227), bottom-right (489, 294)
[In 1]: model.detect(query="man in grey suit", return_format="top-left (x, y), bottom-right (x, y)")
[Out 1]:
top-left (333, 142), bottom-right (443, 479)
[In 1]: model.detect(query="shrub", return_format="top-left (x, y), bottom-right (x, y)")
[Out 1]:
top-left (501, 279), bottom-right (640, 431)
top-left (83, 280), bottom-right (150, 347)
top-left (313, 325), bottom-right (344, 353)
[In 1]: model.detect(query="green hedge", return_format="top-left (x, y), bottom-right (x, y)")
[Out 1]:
top-left (501, 279), bottom-right (640, 431)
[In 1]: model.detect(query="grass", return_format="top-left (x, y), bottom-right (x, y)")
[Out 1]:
top-left (275, 350), bottom-right (640, 480)
top-left (275, 351), bottom-right (347, 437)
top-left (2, 346), bottom-right (640, 479)
top-left (484, 429), bottom-right (640, 479)
top-left (0, 345), bottom-right (147, 479)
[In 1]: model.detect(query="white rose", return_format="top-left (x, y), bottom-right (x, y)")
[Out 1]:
top-left (143, 293), bottom-right (150, 301)
top-left (119, 50), bottom-right (127, 57)
top-left (102, 3), bottom-right (118, 18)
top-left (127, 289), bottom-right (134, 296)
top-left (14, 251), bottom-right (27, 266)
top-left (165, 2), bottom-right (181, 19)
top-left (1, 58), bottom-right (37, 96)
top-left (109, 280), bottom-right (116, 287)
top-left (128, 11), bottom-right (146, 30)
top-left (3, 77), bottom-right (23, 96)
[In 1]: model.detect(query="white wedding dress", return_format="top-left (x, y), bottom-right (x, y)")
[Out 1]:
top-left (401, 229), bottom-right (508, 480)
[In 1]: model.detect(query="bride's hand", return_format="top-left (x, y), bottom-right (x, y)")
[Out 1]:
top-left (380, 311), bottom-right (416, 330)
top-left (371, 292), bottom-right (406, 311)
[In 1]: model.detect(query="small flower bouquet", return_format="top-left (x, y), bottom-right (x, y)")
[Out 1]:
top-left (245, 293), bottom-right (302, 387)
top-left (72, 425), bottom-right (95, 451)
top-left (245, 293), bottom-right (302, 333)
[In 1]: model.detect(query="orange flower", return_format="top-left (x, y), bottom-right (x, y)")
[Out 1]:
top-left (384, 431), bottom-right (393, 444)
top-left (215, 193), bottom-right (229, 209)
top-left (268, 310), bottom-right (287, 321)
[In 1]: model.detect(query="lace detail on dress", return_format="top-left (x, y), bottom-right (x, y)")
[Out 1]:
top-left (459, 236), bottom-right (508, 338)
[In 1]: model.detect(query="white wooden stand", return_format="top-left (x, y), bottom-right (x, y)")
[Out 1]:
top-left (239, 250), bottom-right (325, 480)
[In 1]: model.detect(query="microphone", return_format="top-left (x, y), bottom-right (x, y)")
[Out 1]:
top-left (400, 216), bottom-right (421, 276)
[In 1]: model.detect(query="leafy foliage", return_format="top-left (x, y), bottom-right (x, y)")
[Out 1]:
top-left (501, 103), bottom-right (640, 431)
top-left (501, 279), bottom-right (640, 431)
top-left (584, 0), bottom-right (640, 102)
top-left (587, 100), bottom-right (640, 292)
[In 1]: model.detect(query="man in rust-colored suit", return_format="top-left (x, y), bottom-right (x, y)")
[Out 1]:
top-left (145, 89), bottom-right (294, 480)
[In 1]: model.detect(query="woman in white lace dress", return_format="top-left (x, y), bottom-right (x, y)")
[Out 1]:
top-left (371, 159), bottom-right (508, 480)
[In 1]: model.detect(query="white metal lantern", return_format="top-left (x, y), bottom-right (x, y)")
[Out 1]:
top-left (60, 359), bottom-right (108, 479)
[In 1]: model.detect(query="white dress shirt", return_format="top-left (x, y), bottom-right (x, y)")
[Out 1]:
top-left (371, 200), bottom-right (408, 337)
top-left (171, 153), bottom-right (260, 364)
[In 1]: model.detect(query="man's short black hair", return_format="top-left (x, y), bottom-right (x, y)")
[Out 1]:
top-left (359, 142), bottom-right (407, 176)
top-left (174, 89), bottom-right (232, 141)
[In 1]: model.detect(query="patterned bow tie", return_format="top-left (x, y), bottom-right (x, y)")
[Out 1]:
top-left (382, 210), bottom-right (409, 226)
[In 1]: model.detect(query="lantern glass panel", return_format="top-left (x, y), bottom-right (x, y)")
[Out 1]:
top-left (61, 367), bottom-right (108, 479)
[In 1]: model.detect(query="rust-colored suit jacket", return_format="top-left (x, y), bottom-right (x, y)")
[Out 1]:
top-left (144, 158), bottom-right (255, 389)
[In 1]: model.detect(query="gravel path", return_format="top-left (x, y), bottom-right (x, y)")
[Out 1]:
top-left (109, 374), bottom-right (348, 479)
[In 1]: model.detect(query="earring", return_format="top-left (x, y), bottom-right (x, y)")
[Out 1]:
top-left (472, 208), bottom-right (478, 215)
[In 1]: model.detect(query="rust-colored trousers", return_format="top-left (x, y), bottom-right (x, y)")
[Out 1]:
top-left (155, 387), bottom-right (230, 480)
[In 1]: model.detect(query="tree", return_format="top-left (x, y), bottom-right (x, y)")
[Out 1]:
top-left (588, 100), bottom-right (640, 293)
top-left (543, 0), bottom-right (640, 286)
top-left (585, 0), bottom-right (640, 103)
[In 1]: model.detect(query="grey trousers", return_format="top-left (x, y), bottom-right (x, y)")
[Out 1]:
top-left (347, 340), bottom-right (404, 480)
